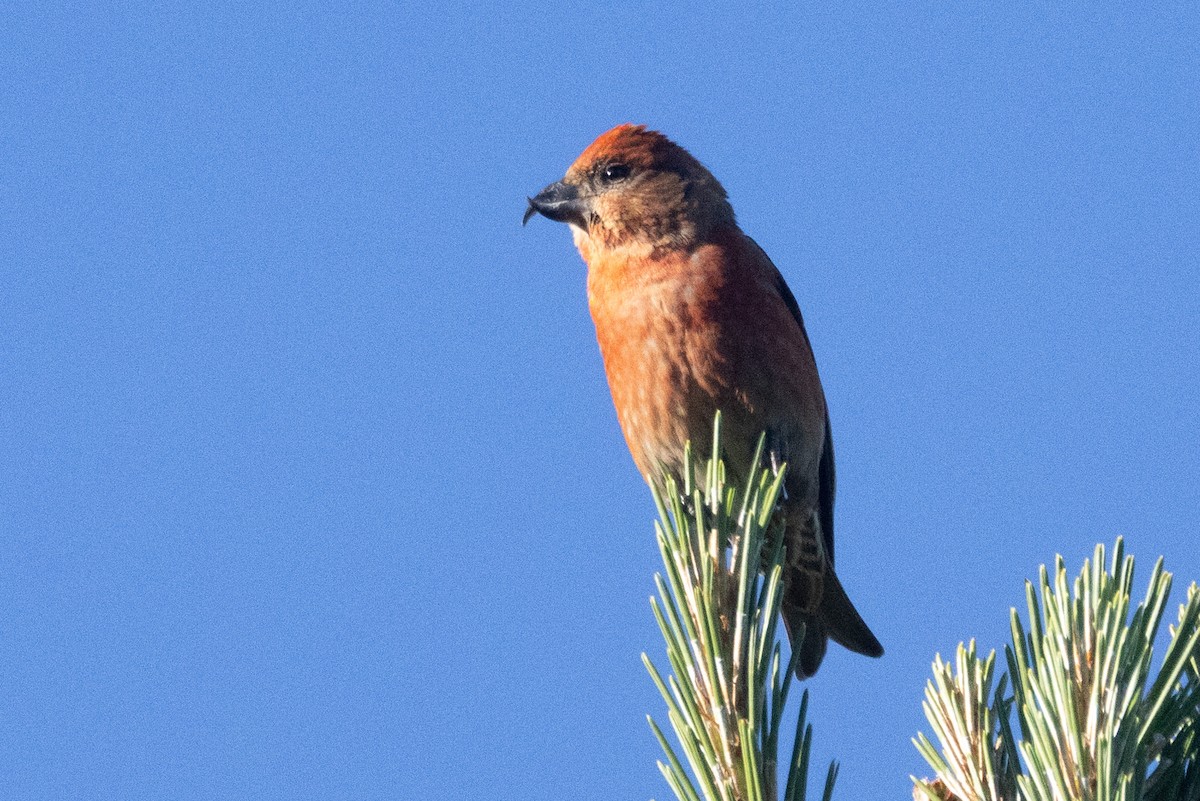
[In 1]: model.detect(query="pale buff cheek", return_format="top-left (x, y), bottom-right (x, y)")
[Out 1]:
top-left (571, 226), bottom-right (591, 262)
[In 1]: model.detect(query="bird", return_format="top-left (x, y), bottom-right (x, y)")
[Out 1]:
top-left (523, 124), bottom-right (882, 678)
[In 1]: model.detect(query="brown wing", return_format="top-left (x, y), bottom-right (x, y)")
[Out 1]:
top-left (747, 236), bottom-right (836, 564)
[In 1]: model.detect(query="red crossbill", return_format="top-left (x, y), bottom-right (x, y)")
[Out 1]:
top-left (524, 124), bottom-right (882, 677)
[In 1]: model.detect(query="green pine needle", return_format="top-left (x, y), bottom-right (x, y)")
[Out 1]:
top-left (643, 413), bottom-right (836, 801)
top-left (914, 538), bottom-right (1200, 801)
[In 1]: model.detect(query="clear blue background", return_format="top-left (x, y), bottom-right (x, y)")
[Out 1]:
top-left (3, 3), bottom-right (1197, 799)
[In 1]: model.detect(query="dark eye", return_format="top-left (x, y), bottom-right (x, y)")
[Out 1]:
top-left (600, 163), bottom-right (630, 183)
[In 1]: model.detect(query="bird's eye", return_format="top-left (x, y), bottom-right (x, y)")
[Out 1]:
top-left (600, 163), bottom-right (630, 183)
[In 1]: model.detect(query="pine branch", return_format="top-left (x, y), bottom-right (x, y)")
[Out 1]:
top-left (644, 413), bottom-right (835, 801)
top-left (914, 539), bottom-right (1200, 801)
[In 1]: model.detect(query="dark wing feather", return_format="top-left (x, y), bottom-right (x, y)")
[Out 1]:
top-left (817, 409), bottom-right (835, 563)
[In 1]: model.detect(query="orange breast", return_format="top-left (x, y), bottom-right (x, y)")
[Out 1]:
top-left (584, 228), bottom-right (826, 492)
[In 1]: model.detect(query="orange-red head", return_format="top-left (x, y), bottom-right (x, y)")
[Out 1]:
top-left (524, 124), bottom-right (735, 253)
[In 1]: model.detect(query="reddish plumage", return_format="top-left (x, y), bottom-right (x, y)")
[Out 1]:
top-left (526, 124), bottom-right (882, 677)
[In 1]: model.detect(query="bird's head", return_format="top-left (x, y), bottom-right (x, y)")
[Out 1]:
top-left (524, 124), bottom-right (735, 254)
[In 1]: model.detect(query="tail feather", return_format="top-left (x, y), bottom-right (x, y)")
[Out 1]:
top-left (782, 597), bottom-right (829, 679)
top-left (821, 568), bottom-right (884, 658)
top-left (797, 617), bottom-right (827, 679)
top-left (782, 568), bottom-right (883, 678)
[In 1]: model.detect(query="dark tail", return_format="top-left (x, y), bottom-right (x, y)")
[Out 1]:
top-left (784, 568), bottom-right (883, 678)
top-left (821, 567), bottom-right (883, 658)
top-left (795, 615), bottom-right (828, 679)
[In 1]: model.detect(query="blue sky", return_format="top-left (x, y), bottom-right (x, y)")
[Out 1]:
top-left (2, 2), bottom-right (1197, 799)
